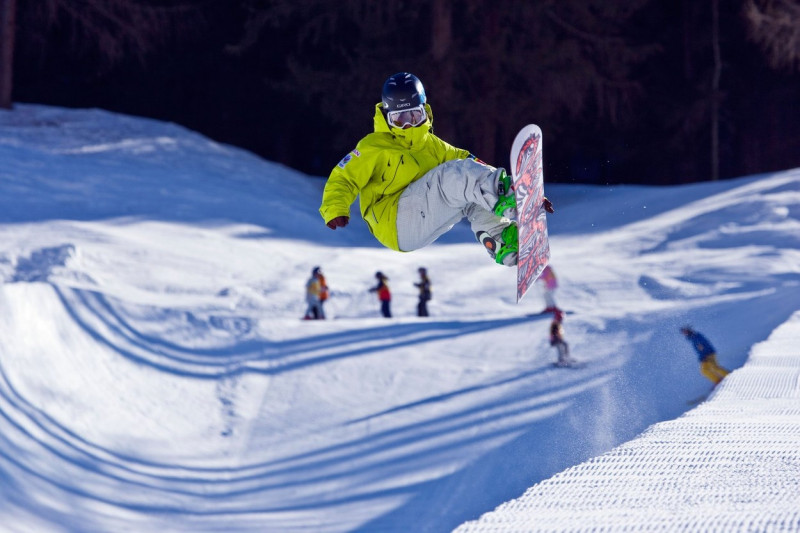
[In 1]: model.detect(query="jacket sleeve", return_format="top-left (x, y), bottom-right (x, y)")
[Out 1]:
top-left (437, 137), bottom-right (471, 163)
top-left (319, 142), bottom-right (376, 224)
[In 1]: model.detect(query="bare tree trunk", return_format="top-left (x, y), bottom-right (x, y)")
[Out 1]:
top-left (430, 0), bottom-right (454, 141)
top-left (711, 0), bottom-right (721, 180)
top-left (478, 7), bottom-right (499, 162)
top-left (682, 0), bottom-right (694, 81)
top-left (0, 0), bottom-right (15, 109)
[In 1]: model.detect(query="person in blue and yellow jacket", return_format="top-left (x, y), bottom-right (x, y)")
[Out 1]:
top-left (680, 326), bottom-right (730, 385)
top-left (320, 72), bottom-right (553, 266)
top-left (304, 266), bottom-right (326, 320)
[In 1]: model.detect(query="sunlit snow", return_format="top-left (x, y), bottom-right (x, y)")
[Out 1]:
top-left (0, 105), bottom-right (798, 532)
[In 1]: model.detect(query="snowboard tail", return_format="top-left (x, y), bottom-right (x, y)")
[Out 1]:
top-left (510, 124), bottom-right (550, 301)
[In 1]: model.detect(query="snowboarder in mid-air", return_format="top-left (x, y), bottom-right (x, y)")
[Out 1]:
top-left (320, 72), bottom-right (553, 266)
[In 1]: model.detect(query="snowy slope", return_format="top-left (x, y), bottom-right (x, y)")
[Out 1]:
top-left (0, 104), bottom-right (798, 532)
top-left (456, 311), bottom-right (800, 532)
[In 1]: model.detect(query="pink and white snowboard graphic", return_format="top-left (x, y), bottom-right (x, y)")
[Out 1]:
top-left (510, 124), bottom-right (550, 302)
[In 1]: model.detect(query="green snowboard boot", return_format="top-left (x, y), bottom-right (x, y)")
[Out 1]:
top-left (476, 223), bottom-right (518, 266)
top-left (493, 169), bottom-right (517, 219)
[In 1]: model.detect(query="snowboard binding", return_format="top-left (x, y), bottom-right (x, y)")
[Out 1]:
top-left (493, 169), bottom-right (518, 219)
top-left (477, 224), bottom-right (518, 266)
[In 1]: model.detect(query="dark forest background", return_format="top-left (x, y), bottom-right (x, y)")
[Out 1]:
top-left (4, 0), bottom-right (800, 184)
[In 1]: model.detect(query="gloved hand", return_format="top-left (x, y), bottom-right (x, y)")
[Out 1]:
top-left (326, 216), bottom-right (350, 229)
top-left (542, 197), bottom-right (554, 214)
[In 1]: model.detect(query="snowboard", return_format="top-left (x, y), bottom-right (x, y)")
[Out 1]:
top-left (510, 124), bottom-right (550, 302)
top-left (526, 310), bottom-right (574, 319)
top-left (552, 360), bottom-right (586, 369)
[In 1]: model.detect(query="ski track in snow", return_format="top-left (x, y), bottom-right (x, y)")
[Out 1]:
top-left (0, 104), bottom-right (798, 532)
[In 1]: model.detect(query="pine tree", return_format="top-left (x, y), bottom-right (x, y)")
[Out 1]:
top-left (0, 0), bottom-right (15, 109)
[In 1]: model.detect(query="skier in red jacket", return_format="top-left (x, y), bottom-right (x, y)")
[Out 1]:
top-left (369, 271), bottom-right (392, 318)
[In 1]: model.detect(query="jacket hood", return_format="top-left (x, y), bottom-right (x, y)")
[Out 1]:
top-left (372, 103), bottom-right (434, 149)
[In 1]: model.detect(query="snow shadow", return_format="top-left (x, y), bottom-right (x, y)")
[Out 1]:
top-left (10, 245), bottom-right (76, 283)
top-left (53, 285), bottom-right (534, 379)
top-left (0, 298), bottom-right (611, 532)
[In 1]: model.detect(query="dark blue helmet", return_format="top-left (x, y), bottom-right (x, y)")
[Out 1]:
top-left (381, 72), bottom-right (426, 112)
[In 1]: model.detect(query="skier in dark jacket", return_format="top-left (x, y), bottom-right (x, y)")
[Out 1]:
top-left (550, 310), bottom-right (575, 366)
top-left (414, 267), bottom-right (432, 317)
top-left (680, 326), bottom-right (730, 385)
top-left (369, 271), bottom-right (392, 318)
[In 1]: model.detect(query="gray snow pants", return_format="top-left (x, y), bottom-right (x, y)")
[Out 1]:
top-left (396, 159), bottom-right (510, 252)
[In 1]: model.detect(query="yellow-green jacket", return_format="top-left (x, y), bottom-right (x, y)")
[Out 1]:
top-left (319, 103), bottom-right (470, 251)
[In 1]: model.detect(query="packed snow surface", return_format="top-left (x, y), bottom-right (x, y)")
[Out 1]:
top-left (0, 105), bottom-right (798, 532)
top-left (456, 311), bottom-right (800, 532)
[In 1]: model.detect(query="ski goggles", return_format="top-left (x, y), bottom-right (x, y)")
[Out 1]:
top-left (386, 105), bottom-right (427, 129)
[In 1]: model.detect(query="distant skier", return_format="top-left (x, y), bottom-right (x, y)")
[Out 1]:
top-left (538, 264), bottom-right (560, 313)
top-left (680, 326), bottom-right (730, 385)
top-left (550, 310), bottom-right (575, 367)
top-left (414, 267), bottom-right (432, 317)
top-left (317, 268), bottom-right (329, 315)
top-left (320, 72), bottom-right (553, 267)
top-left (304, 266), bottom-right (327, 320)
top-left (369, 271), bottom-right (392, 318)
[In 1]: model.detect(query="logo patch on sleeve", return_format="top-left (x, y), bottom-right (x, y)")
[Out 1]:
top-left (337, 149), bottom-right (361, 169)
top-left (468, 153), bottom-right (487, 165)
